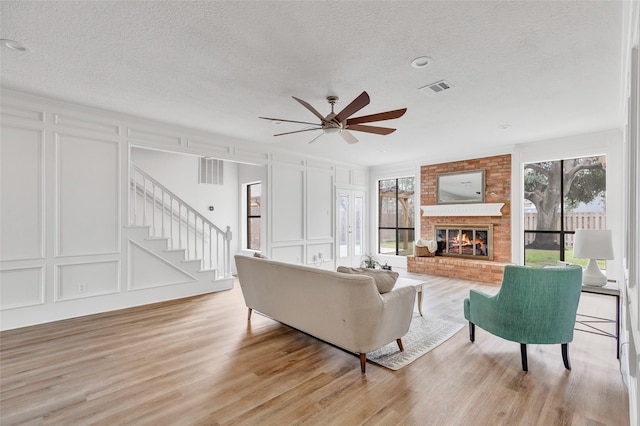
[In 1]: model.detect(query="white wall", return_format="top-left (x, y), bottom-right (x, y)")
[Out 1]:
top-left (0, 89), bottom-right (367, 329)
top-left (268, 156), bottom-right (338, 269)
top-left (0, 90), bottom-right (250, 330)
top-left (131, 147), bottom-right (238, 241)
top-left (621, 0), bottom-right (640, 423)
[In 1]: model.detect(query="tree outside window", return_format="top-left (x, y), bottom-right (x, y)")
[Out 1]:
top-left (378, 177), bottom-right (415, 256)
top-left (524, 156), bottom-right (606, 267)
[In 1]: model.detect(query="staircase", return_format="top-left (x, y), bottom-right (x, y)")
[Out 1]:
top-left (127, 165), bottom-right (233, 290)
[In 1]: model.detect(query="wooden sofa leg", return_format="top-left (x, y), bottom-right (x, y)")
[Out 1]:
top-left (469, 322), bottom-right (475, 342)
top-left (360, 353), bottom-right (367, 373)
top-left (247, 308), bottom-right (252, 321)
top-left (562, 343), bottom-right (571, 370)
top-left (520, 343), bottom-right (528, 372)
top-left (396, 338), bottom-right (404, 352)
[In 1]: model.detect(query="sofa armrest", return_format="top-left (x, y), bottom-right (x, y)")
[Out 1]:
top-left (374, 286), bottom-right (417, 345)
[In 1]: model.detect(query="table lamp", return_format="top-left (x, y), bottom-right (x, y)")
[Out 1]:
top-left (572, 229), bottom-right (614, 287)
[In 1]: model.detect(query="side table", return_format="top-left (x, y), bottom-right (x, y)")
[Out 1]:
top-left (576, 281), bottom-right (620, 358)
top-left (394, 277), bottom-right (427, 316)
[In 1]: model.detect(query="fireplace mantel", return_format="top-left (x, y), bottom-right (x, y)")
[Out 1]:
top-left (420, 203), bottom-right (505, 217)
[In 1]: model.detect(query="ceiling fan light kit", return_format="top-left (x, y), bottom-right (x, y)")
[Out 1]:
top-left (260, 91), bottom-right (407, 144)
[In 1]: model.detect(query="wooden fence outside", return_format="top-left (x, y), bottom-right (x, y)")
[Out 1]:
top-left (524, 212), bottom-right (607, 246)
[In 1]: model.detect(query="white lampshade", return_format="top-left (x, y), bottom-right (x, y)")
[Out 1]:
top-left (573, 229), bottom-right (614, 287)
top-left (573, 229), bottom-right (614, 260)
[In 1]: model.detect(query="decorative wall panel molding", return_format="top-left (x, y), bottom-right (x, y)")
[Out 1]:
top-left (271, 153), bottom-right (306, 166)
top-left (335, 167), bottom-right (351, 185)
top-left (127, 127), bottom-right (181, 146)
top-left (420, 203), bottom-right (505, 217)
top-left (0, 126), bottom-right (44, 261)
top-left (306, 160), bottom-right (334, 171)
top-left (306, 169), bottom-right (333, 240)
top-left (271, 166), bottom-right (304, 242)
top-left (0, 104), bottom-right (44, 122)
top-left (271, 245), bottom-right (304, 264)
top-left (55, 133), bottom-right (120, 256)
top-left (128, 241), bottom-right (195, 290)
top-left (232, 148), bottom-right (269, 164)
top-left (186, 138), bottom-right (231, 155)
top-left (0, 267), bottom-right (44, 310)
top-left (54, 113), bottom-right (119, 135)
top-left (352, 169), bottom-right (367, 186)
top-left (56, 260), bottom-right (120, 301)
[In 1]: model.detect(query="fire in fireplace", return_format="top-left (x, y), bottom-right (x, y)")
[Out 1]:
top-left (434, 224), bottom-right (493, 261)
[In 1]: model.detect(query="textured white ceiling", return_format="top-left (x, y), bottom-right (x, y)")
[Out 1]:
top-left (0, 1), bottom-right (624, 166)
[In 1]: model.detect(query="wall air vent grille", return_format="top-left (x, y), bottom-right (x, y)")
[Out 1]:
top-left (419, 80), bottom-right (453, 96)
top-left (199, 157), bottom-right (223, 185)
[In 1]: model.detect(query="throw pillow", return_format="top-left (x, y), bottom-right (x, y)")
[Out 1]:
top-left (337, 266), bottom-right (399, 293)
top-left (253, 252), bottom-right (268, 259)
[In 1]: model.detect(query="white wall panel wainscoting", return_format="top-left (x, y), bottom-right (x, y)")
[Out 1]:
top-left (0, 91), bottom-right (246, 330)
top-left (0, 90), bottom-right (368, 330)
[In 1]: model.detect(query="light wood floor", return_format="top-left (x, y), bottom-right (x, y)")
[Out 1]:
top-left (0, 274), bottom-right (629, 425)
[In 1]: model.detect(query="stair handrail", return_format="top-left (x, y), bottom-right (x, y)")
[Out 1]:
top-left (130, 164), bottom-right (232, 278)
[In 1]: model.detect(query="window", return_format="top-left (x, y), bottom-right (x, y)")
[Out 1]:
top-left (523, 156), bottom-right (606, 267)
top-left (378, 177), bottom-right (415, 256)
top-left (247, 182), bottom-right (261, 250)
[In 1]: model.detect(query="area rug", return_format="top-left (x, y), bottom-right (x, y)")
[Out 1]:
top-left (367, 315), bottom-right (465, 370)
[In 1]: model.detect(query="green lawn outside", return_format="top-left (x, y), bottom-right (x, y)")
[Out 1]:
top-left (379, 240), bottom-right (414, 255)
top-left (525, 248), bottom-right (605, 268)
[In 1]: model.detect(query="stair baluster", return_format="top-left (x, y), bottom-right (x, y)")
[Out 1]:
top-left (130, 165), bottom-right (232, 278)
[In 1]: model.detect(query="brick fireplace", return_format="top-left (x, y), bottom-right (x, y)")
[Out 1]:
top-left (407, 154), bottom-right (512, 284)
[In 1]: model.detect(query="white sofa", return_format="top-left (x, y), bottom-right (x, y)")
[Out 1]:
top-left (234, 254), bottom-right (417, 373)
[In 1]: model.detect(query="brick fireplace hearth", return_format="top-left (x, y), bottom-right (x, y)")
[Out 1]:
top-left (407, 154), bottom-right (512, 284)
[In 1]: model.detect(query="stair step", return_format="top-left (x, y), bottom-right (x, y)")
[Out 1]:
top-left (145, 237), bottom-right (170, 250)
top-left (162, 248), bottom-right (186, 262)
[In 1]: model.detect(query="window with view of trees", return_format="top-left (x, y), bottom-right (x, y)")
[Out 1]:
top-left (378, 177), bottom-right (415, 256)
top-left (247, 183), bottom-right (261, 250)
top-left (524, 156), bottom-right (606, 267)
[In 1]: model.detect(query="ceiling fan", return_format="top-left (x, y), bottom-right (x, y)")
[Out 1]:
top-left (259, 91), bottom-right (407, 144)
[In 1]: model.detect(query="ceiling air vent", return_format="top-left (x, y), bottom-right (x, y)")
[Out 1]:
top-left (419, 80), bottom-right (453, 96)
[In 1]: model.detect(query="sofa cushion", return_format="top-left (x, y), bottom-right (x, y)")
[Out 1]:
top-left (337, 267), bottom-right (399, 293)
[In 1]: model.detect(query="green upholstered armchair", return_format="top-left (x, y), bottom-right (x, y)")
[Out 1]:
top-left (463, 265), bottom-right (582, 371)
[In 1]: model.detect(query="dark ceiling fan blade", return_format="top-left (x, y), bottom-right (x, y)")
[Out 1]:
top-left (340, 130), bottom-right (359, 144)
top-left (259, 117), bottom-right (322, 126)
top-left (273, 128), bottom-right (322, 137)
top-left (308, 132), bottom-right (325, 144)
top-left (346, 108), bottom-right (407, 125)
top-left (292, 96), bottom-right (328, 123)
top-left (333, 91), bottom-right (370, 123)
top-left (347, 124), bottom-right (396, 135)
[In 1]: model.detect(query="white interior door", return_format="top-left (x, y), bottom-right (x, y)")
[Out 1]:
top-left (336, 189), bottom-right (365, 267)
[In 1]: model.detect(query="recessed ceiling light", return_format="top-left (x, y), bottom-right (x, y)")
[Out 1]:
top-left (411, 56), bottom-right (432, 69)
top-left (0, 39), bottom-right (27, 52)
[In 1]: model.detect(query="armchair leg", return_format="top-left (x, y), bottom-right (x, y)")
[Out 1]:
top-left (562, 343), bottom-right (571, 370)
top-left (520, 344), bottom-right (528, 372)
top-left (396, 338), bottom-right (404, 352)
top-left (360, 353), bottom-right (367, 373)
top-left (469, 322), bottom-right (475, 342)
